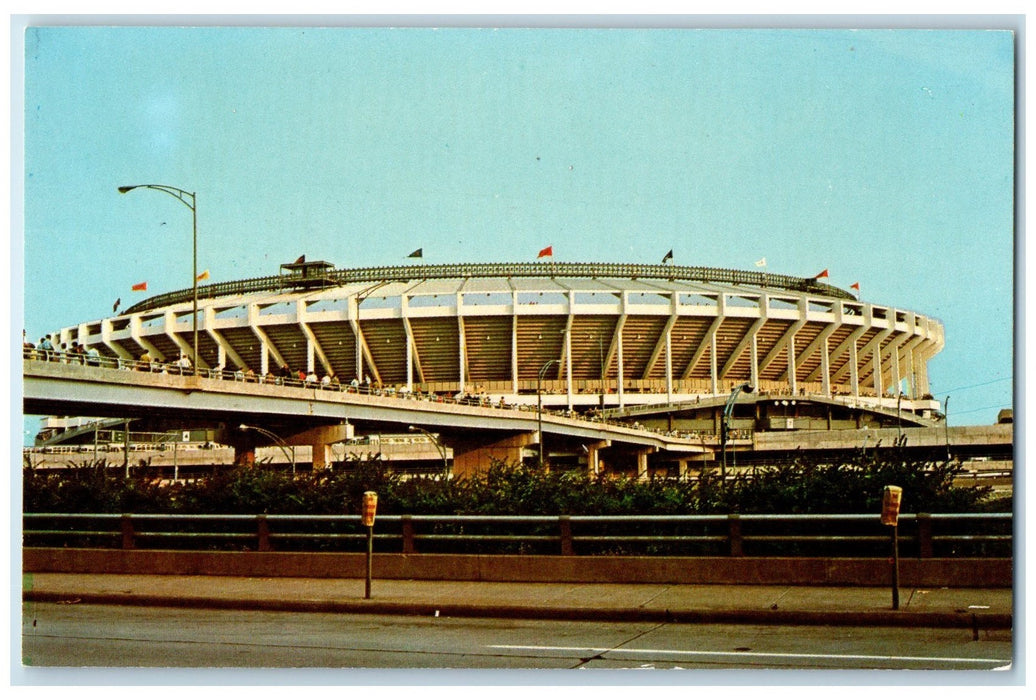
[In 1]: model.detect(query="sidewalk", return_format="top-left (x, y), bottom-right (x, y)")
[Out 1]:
top-left (21, 573), bottom-right (1013, 629)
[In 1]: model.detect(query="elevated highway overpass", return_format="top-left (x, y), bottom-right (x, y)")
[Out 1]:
top-left (22, 358), bottom-right (706, 476)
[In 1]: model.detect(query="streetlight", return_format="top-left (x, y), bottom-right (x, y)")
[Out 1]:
top-left (537, 358), bottom-right (560, 468)
top-left (408, 425), bottom-right (449, 476)
top-left (239, 424), bottom-right (296, 474)
top-left (721, 382), bottom-right (753, 478)
top-left (119, 184), bottom-right (198, 374)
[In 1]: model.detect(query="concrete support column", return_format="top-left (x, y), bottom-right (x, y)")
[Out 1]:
top-left (850, 337), bottom-right (860, 397)
top-left (101, 319), bottom-right (132, 362)
top-left (584, 440), bottom-right (610, 478)
top-left (311, 442), bottom-right (331, 470)
top-left (228, 432), bottom-right (258, 468)
top-left (457, 315), bottom-right (466, 393)
top-left (636, 449), bottom-right (650, 481)
top-left (710, 332), bottom-right (718, 396)
top-left (678, 458), bottom-right (689, 479)
top-left (820, 333), bottom-right (831, 396)
top-left (565, 327), bottom-right (573, 410)
top-left (890, 344), bottom-right (902, 397)
top-left (749, 335), bottom-right (759, 393)
top-left (665, 331), bottom-right (673, 404)
top-left (449, 432), bottom-right (536, 479)
top-left (587, 444), bottom-right (601, 477)
top-left (406, 327), bottom-right (414, 392)
top-left (873, 343), bottom-right (883, 396)
top-left (234, 447), bottom-right (256, 468)
top-left (787, 333), bottom-right (797, 396)
top-left (617, 326), bottom-right (625, 409)
top-left (355, 323), bottom-right (363, 383)
top-left (511, 314), bottom-right (519, 394)
top-left (260, 338), bottom-right (268, 377)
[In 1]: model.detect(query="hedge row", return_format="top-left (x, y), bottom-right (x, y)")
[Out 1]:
top-left (22, 444), bottom-right (1006, 516)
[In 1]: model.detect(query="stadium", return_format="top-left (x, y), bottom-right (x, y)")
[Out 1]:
top-left (44, 259), bottom-right (946, 439)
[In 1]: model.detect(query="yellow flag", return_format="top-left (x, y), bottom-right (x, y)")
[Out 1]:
top-left (196, 269), bottom-right (210, 281)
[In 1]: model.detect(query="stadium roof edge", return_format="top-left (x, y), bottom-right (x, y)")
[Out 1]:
top-left (123, 261), bottom-right (857, 315)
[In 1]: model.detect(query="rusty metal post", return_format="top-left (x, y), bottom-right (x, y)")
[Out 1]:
top-left (728, 514), bottom-right (743, 557)
top-left (120, 514), bottom-right (135, 550)
top-left (559, 515), bottom-right (574, 556)
top-left (257, 514), bottom-right (271, 552)
top-left (401, 514), bottom-right (415, 554)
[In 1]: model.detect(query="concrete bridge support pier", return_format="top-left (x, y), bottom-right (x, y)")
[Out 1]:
top-left (585, 440), bottom-right (610, 478)
top-left (449, 432), bottom-right (536, 478)
top-left (636, 448), bottom-right (654, 480)
top-left (288, 424), bottom-right (354, 470)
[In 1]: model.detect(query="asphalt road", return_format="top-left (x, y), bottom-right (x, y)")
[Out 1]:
top-left (20, 602), bottom-right (1013, 673)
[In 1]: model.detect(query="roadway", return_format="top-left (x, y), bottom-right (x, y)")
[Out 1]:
top-left (21, 603), bottom-right (1013, 671)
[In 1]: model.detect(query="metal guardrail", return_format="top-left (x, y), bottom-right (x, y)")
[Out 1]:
top-left (21, 351), bottom-right (711, 444)
top-left (23, 512), bottom-right (1012, 558)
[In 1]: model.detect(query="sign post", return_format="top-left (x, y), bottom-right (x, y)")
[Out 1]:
top-left (881, 485), bottom-right (903, 610)
top-left (362, 491), bottom-right (378, 599)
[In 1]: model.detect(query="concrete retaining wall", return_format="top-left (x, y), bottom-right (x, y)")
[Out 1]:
top-left (23, 548), bottom-right (1012, 587)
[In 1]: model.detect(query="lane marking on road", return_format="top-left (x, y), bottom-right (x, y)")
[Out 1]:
top-left (488, 645), bottom-right (1011, 666)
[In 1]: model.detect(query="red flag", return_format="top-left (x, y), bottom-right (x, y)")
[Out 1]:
top-left (814, 269), bottom-right (829, 280)
top-left (850, 282), bottom-right (860, 291)
top-left (132, 281), bottom-right (148, 292)
top-left (537, 245), bottom-right (553, 259)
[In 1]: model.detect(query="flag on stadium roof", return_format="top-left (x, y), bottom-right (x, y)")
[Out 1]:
top-left (755, 257), bottom-right (767, 268)
top-left (196, 270), bottom-right (210, 281)
top-left (132, 281), bottom-right (148, 292)
top-left (662, 249), bottom-right (673, 264)
top-left (814, 269), bottom-right (829, 280)
top-left (538, 245), bottom-right (553, 259)
top-left (408, 248), bottom-right (423, 258)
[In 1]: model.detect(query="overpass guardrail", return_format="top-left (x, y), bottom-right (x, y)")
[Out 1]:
top-left (23, 512), bottom-right (1012, 559)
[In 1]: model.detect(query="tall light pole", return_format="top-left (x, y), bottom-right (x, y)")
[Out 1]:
top-left (239, 424), bottom-right (296, 474)
top-left (119, 184), bottom-right (198, 374)
top-left (721, 382), bottom-right (753, 478)
top-left (537, 358), bottom-right (560, 468)
top-left (408, 425), bottom-right (449, 477)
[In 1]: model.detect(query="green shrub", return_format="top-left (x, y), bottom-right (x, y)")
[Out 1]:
top-left (22, 446), bottom-right (997, 516)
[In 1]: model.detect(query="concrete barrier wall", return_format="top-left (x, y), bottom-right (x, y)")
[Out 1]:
top-left (23, 548), bottom-right (1012, 588)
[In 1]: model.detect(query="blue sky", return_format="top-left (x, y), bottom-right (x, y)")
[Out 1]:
top-left (17, 25), bottom-right (1015, 432)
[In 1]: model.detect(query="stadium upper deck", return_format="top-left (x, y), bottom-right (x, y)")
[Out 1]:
top-left (50, 261), bottom-right (944, 421)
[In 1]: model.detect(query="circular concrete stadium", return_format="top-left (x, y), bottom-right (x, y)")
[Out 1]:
top-left (49, 260), bottom-right (945, 432)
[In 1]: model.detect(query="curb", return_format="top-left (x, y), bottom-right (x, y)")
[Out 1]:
top-left (22, 591), bottom-right (1012, 630)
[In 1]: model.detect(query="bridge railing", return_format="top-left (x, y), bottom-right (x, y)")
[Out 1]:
top-left (22, 351), bottom-right (707, 443)
top-left (23, 512), bottom-right (1012, 559)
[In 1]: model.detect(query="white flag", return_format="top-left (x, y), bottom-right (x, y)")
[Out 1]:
top-left (755, 257), bottom-right (767, 268)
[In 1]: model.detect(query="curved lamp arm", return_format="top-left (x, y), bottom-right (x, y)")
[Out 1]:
top-left (239, 424), bottom-right (296, 472)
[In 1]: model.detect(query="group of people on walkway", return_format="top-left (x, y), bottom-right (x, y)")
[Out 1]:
top-left (23, 334), bottom-right (100, 365)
